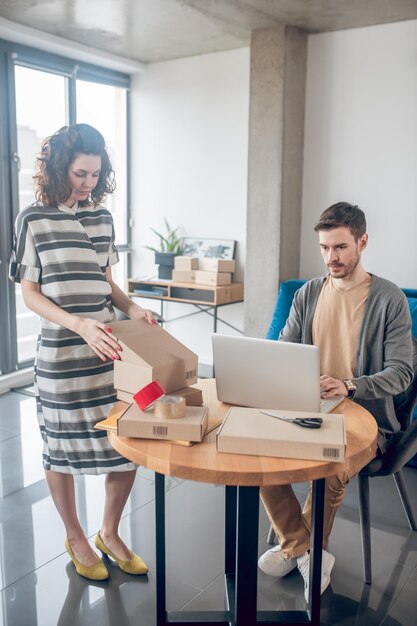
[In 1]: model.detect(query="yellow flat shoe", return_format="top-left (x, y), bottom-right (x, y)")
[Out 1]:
top-left (65, 537), bottom-right (109, 581)
top-left (95, 531), bottom-right (148, 575)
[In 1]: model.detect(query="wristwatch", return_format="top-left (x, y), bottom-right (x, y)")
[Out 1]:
top-left (343, 379), bottom-right (357, 398)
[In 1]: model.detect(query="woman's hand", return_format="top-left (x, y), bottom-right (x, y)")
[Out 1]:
top-left (130, 306), bottom-right (158, 325)
top-left (74, 318), bottom-right (122, 362)
top-left (105, 268), bottom-right (158, 325)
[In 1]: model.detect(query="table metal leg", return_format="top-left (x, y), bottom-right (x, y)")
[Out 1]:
top-left (153, 476), bottom-right (325, 626)
top-left (155, 473), bottom-right (166, 626)
top-left (235, 486), bottom-right (259, 626)
top-left (224, 486), bottom-right (237, 616)
top-left (225, 486), bottom-right (237, 575)
top-left (308, 478), bottom-right (326, 625)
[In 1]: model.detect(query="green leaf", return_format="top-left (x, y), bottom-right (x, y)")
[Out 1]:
top-left (144, 218), bottom-right (184, 254)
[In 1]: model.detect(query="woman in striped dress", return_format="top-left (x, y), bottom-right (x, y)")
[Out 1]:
top-left (9, 124), bottom-right (155, 580)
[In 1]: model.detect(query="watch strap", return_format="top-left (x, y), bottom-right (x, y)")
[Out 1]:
top-left (343, 379), bottom-right (357, 398)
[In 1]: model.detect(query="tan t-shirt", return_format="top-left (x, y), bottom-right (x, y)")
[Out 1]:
top-left (312, 274), bottom-right (372, 380)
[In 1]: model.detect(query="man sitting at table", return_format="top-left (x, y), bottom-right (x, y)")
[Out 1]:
top-left (258, 202), bottom-right (413, 601)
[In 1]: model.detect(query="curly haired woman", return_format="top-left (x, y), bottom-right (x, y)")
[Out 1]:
top-left (10, 124), bottom-right (156, 580)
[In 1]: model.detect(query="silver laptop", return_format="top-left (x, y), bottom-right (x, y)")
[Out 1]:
top-left (212, 334), bottom-right (344, 413)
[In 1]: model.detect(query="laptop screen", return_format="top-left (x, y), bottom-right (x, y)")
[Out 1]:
top-left (212, 334), bottom-right (321, 412)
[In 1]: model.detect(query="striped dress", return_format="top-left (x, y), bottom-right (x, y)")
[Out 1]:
top-left (9, 201), bottom-right (136, 474)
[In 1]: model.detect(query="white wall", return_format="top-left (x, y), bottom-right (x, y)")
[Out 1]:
top-left (129, 19), bottom-right (417, 372)
top-left (301, 19), bottom-right (417, 288)
top-left (130, 48), bottom-right (250, 367)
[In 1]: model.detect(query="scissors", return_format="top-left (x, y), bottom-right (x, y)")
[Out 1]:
top-left (260, 411), bottom-right (323, 429)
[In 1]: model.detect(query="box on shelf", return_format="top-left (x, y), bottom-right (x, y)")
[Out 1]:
top-left (172, 270), bottom-right (197, 283)
top-left (116, 385), bottom-right (203, 406)
top-left (195, 270), bottom-right (232, 286)
top-left (117, 402), bottom-right (208, 442)
top-left (111, 320), bottom-right (198, 395)
top-left (199, 258), bottom-right (235, 273)
top-left (174, 256), bottom-right (199, 271)
top-left (216, 407), bottom-right (346, 462)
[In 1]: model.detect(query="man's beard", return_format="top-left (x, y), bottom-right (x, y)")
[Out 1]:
top-left (327, 253), bottom-right (360, 279)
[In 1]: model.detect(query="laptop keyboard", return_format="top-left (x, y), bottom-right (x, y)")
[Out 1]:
top-left (320, 395), bottom-right (345, 413)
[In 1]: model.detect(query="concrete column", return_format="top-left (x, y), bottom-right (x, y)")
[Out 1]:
top-left (244, 26), bottom-right (307, 337)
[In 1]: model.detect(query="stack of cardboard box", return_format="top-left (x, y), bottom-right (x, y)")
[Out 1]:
top-left (172, 256), bottom-right (235, 286)
top-left (108, 319), bottom-right (207, 441)
top-left (110, 319), bottom-right (203, 406)
top-left (171, 256), bottom-right (198, 283)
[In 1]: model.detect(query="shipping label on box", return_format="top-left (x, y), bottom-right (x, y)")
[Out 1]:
top-left (118, 403), bottom-right (208, 442)
top-left (111, 320), bottom-right (198, 394)
top-left (174, 256), bottom-right (199, 270)
top-left (172, 270), bottom-right (197, 283)
top-left (198, 258), bottom-right (235, 273)
top-left (195, 270), bottom-right (232, 286)
top-left (216, 407), bottom-right (346, 462)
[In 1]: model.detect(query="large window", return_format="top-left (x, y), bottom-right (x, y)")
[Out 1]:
top-left (0, 40), bottom-right (131, 375)
top-left (76, 80), bottom-right (128, 247)
top-left (76, 80), bottom-right (128, 291)
top-left (14, 66), bottom-right (68, 363)
top-left (15, 66), bottom-right (68, 211)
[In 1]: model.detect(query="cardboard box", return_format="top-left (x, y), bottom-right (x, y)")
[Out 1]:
top-left (116, 385), bottom-right (203, 406)
top-left (172, 270), bottom-right (197, 283)
top-left (111, 320), bottom-right (198, 394)
top-left (199, 258), bottom-right (235, 273)
top-left (216, 408), bottom-right (346, 462)
top-left (213, 282), bottom-right (243, 304)
top-left (195, 270), bottom-right (232, 286)
top-left (118, 402), bottom-right (208, 442)
top-left (174, 256), bottom-right (199, 270)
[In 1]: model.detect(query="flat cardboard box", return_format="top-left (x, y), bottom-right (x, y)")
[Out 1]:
top-left (116, 385), bottom-right (203, 406)
top-left (199, 258), bottom-right (235, 273)
top-left (172, 269), bottom-right (197, 283)
top-left (195, 270), bottom-right (232, 286)
top-left (216, 407), bottom-right (346, 462)
top-left (174, 256), bottom-right (199, 270)
top-left (111, 320), bottom-right (198, 394)
top-left (96, 407), bottom-right (222, 447)
top-left (117, 403), bottom-right (208, 442)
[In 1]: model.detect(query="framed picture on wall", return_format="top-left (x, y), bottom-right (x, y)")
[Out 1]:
top-left (182, 238), bottom-right (236, 260)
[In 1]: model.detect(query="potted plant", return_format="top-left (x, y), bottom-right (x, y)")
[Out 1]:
top-left (145, 218), bottom-right (184, 279)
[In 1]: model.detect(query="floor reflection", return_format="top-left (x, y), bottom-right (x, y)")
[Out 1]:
top-left (0, 390), bottom-right (416, 626)
top-left (58, 562), bottom-right (149, 626)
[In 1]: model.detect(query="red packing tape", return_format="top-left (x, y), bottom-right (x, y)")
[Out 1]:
top-left (133, 381), bottom-right (166, 411)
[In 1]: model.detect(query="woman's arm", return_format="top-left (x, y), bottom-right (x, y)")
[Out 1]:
top-left (105, 267), bottom-right (157, 324)
top-left (21, 279), bottom-right (122, 362)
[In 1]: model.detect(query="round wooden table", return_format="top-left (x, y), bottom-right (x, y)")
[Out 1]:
top-left (109, 379), bottom-right (378, 626)
top-left (109, 379), bottom-right (377, 485)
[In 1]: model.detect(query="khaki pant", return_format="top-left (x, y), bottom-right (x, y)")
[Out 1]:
top-left (260, 450), bottom-right (376, 558)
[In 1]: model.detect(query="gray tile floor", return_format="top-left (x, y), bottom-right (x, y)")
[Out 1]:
top-left (0, 389), bottom-right (416, 625)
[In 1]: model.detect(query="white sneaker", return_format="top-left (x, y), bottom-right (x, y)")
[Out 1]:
top-left (258, 545), bottom-right (297, 577)
top-left (296, 549), bottom-right (335, 602)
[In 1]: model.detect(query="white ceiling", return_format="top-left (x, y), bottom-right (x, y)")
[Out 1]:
top-left (1, 0), bottom-right (417, 63)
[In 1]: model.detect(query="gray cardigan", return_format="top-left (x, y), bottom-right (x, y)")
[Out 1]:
top-left (280, 275), bottom-right (413, 450)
